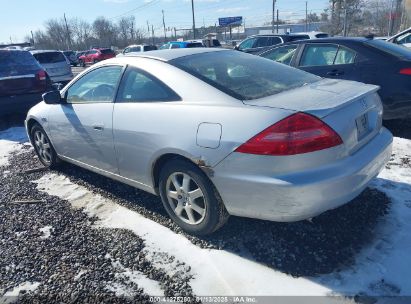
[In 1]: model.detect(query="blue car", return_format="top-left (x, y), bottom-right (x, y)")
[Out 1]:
top-left (159, 40), bottom-right (204, 49)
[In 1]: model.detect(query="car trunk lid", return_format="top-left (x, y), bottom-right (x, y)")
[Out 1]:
top-left (243, 78), bottom-right (383, 155)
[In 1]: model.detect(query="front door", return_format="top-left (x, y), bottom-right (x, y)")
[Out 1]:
top-left (48, 65), bottom-right (124, 173)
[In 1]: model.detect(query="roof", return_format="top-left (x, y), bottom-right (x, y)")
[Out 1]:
top-left (30, 50), bottom-right (62, 54)
top-left (279, 37), bottom-right (370, 45)
top-left (123, 48), bottom-right (230, 61)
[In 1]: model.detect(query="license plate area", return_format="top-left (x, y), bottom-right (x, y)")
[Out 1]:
top-left (356, 113), bottom-right (370, 140)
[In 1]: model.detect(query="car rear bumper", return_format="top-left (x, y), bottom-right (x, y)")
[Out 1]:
top-left (0, 93), bottom-right (43, 116)
top-left (211, 127), bottom-right (393, 222)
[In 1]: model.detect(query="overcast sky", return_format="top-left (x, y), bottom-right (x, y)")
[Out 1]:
top-left (0, 0), bottom-right (328, 43)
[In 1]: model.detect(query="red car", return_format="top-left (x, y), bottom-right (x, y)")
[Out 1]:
top-left (78, 48), bottom-right (116, 67)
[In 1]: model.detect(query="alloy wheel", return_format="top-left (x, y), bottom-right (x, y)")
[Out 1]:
top-left (33, 130), bottom-right (52, 164)
top-left (166, 172), bottom-right (206, 225)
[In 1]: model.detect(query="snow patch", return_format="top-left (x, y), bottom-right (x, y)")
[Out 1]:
top-left (39, 226), bottom-right (53, 239)
top-left (0, 127), bottom-right (27, 167)
top-left (2, 281), bottom-right (40, 297)
top-left (34, 173), bottom-right (331, 296)
top-left (111, 259), bottom-right (165, 297)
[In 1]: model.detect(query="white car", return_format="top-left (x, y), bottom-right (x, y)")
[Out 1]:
top-left (31, 50), bottom-right (73, 84)
top-left (116, 45), bottom-right (158, 57)
top-left (387, 27), bottom-right (411, 48)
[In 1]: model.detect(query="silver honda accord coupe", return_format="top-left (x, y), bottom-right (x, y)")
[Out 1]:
top-left (25, 48), bottom-right (393, 235)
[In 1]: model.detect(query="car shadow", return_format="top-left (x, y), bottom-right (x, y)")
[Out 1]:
top-left (384, 119), bottom-right (411, 140)
top-left (57, 162), bottom-right (395, 278)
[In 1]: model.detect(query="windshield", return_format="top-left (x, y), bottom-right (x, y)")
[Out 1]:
top-left (33, 52), bottom-right (66, 63)
top-left (187, 43), bottom-right (204, 48)
top-left (364, 39), bottom-right (411, 59)
top-left (170, 51), bottom-right (320, 100)
top-left (144, 45), bottom-right (157, 51)
top-left (100, 48), bottom-right (114, 54)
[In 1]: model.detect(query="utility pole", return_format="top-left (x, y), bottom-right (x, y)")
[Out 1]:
top-left (276, 9), bottom-right (279, 33)
top-left (191, 0), bottom-right (196, 39)
top-left (272, 0), bottom-right (276, 33)
top-left (151, 25), bottom-right (155, 45)
top-left (162, 10), bottom-right (167, 42)
top-left (305, 1), bottom-right (308, 32)
top-left (63, 13), bottom-right (71, 50)
top-left (30, 30), bottom-right (34, 46)
top-left (174, 27), bottom-right (177, 39)
top-left (343, 0), bottom-right (348, 37)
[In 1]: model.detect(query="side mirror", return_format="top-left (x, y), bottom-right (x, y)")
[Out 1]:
top-left (42, 90), bottom-right (63, 105)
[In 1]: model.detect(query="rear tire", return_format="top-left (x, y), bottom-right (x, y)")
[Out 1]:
top-left (30, 123), bottom-right (59, 169)
top-left (159, 159), bottom-right (229, 235)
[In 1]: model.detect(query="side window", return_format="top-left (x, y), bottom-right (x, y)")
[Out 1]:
top-left (334, 46), bottom-right (356, 65)
top-left (268, 37), bottom-right (282, 46)
top-left (66, 66), bottom-right (123, 104)
top-left (123, 47), bottom-right (130, 54)
top-left (238, 38), bottom-right (256, 50)
top-left (117, 67), bottom-right (180, 102)
top-left (300, 44), bottom-right (339, 66)
top-left (396, 33), bottom-right (411, 45)
top-left (171, 43), bottom-right (180, 49)
top-left (261, 45), bottom-right (298, 65)
top-left (255, 37), bottom-right (269, 48)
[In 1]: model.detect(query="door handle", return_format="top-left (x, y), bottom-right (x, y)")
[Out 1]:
top-left (327, 69), bottom-right (344, 76)
top-left (92, 124), bottom-right (104, 131)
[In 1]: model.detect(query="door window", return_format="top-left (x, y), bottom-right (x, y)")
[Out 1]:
top-left (66, 66), bottom-right (123, 103)
top-left (300, 44), bottom-right (355, 67)
top-left (170, 43), bottom-right (180, 49)
top-left (267, 36), bottom-right (282, 46)
top-left (116, 67), bottom-right (180, 102)
top-left (255, 37), bottom-right (270, 48)
top-left (238, 38), bottom-right (256, 51)
top-left (261, 45), bottom-right (298, 65)
top-left (396, 33), bottom-right (411, 45)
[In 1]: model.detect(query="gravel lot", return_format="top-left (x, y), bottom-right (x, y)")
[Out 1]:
top-left (1, 117), bottom-right (407, 302)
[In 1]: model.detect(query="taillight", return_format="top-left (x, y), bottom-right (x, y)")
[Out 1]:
top-left (37, 70), bottom-right (47, 81)
top-left (235, 112), bottom-right (343, 156)
top-left (399, 68), bottom-right (411, 75)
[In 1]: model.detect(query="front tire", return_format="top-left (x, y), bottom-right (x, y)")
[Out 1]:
top-left (159, 159), bottom-right (229, 235)
top-left (30, 123), bottom-right (59, 168)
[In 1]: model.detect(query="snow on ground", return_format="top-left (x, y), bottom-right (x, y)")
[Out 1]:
top-left (110, 257), bottom-right (165, 297)
top-left (34, 173), bottom-right (331, 296)
top-left (0, 127), bottom-right (26, 167)
top-left (38, 226), bottom-right (53, 239)
top-left (2, 126), bottom-right (411, 298)
top-left (2, 282), bottom-right (40, 297)
top-left (314, 137), bottom-right (411, 297)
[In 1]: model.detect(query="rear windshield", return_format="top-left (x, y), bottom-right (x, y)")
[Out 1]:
top-left (0, 50), bottom-right (40, 76)
top-left (33, 52), bottom-right (66, 63)
top-left (187, 43), bottom-right (204, 48)
top-left (289, 35), bottom-right (310, 41)
top-left (143, 45), bottom-right (157, 51)
top-left (170, 51), bottom-right (320, 100)
top-left (364, 39), bottom-right (411, 59)
top-left (315, 33), bottom-right (329, 38)
top-left (100, 49), bottom-right (115, 54)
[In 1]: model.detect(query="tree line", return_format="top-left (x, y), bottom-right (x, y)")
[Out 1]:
top-left (27, 0), bottom-right (410, 51)
top-left (27, 16), bottom-right (148, 51)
